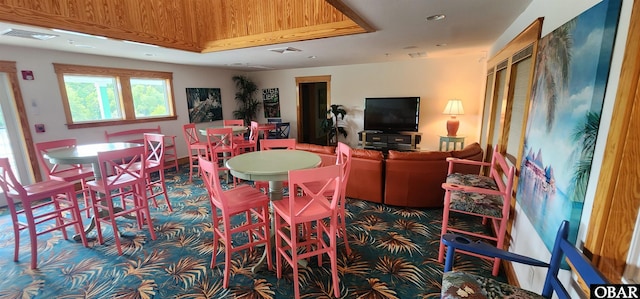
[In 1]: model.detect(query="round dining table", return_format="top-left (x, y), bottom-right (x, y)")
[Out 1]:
top-left (43, 142), bottom-right (143, 179)
top-left (226, 149), bottom-right (321, 200)
top-left (198, 125), bottom-right (247, 136)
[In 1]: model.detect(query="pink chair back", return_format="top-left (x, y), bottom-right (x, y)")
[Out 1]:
top-left (198, 156), bottom-right (226, 208)
top-left (288, 164), bottom-right (341, 221)
top-left (182, 123), bottom-right (201, 147)
top-left (35, 139), bottom-right (85, 177)
top-left (206, 127), bottom-right (234, 148)
top-left (260, 138), bottom-right (296, 150)
top-left (95, 146), bottom-right (146, 188)
top-left (223, 119), bottom-right (244, 126)
top-left (0, 157), bottom-right (26, 196)
top-left (143, 133), bottom-right (165, 170)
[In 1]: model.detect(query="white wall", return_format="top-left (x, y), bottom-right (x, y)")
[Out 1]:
top-left (250, 54), bottom-right (487, 150)
top-left (0, 44), bottom-right (240, 173)
top-left (491, 0), bottom-right (632, 294)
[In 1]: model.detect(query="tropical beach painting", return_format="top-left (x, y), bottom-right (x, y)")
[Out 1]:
top-left (516, 0), bottom-right (621, 250)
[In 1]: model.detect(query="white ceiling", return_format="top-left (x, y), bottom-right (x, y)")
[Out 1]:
top-left (0, 0), bottom-right (531, 71)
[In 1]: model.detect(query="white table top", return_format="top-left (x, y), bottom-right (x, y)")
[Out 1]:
top-left (226, 150), bottom-right (321, 182)
top-left (44, 142), bottom-right (143, 165)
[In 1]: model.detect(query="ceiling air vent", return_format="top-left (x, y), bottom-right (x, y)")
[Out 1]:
top-left (269, 47), bottom-right (302, 54)
top-left (0, 28), bottom-right (58, 40)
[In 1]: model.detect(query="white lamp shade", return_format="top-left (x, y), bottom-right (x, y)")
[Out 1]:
top-left (443, 99), bottom-right (464, 115)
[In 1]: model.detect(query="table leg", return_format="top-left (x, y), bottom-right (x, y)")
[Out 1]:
top-left (268, 181), bottom-right (284, 200)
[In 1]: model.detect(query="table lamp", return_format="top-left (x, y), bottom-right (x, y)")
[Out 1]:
top-left (443, 99), bottom-right (464, 136)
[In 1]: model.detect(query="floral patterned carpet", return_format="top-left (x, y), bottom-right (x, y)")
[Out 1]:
top-left (0, 166), bottom-right (504, 298)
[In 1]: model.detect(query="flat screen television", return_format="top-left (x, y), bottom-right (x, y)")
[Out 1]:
top-left (364, 97), bottom-right (420, 132)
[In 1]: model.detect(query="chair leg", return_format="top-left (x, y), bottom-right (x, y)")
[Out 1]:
top-left (223, 217), bottom-right (232, 289)
top-left (158, 171), bottom-right (172, 212)
top-left (80, 179), bottom-right (91, 218)
top-left (263, 206), bottom-right (273, 271)
top-left (275, 213), bottom-right (283, 279)
top-left (291, 226), bottom-right (301, 299)
top-left (340, 207), bottom-right (351, 255)
top-left (105, 193), bottom-right (124, 256)
top-left (438, 191), bottom-right (452, 263)
top-left (330, 222), bottom-right (340, 298)
top-left (211, 210), bottom-right (220, 269)
top-left (23, 207), bottom-right (39, 269)
top-left (139, 185), bottom-right (157, 241)
top-left (9, 206), bottom-right (20, 263)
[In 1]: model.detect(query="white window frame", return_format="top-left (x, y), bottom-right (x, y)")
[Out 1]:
top-left (53, 63), bottom-right (176, 129)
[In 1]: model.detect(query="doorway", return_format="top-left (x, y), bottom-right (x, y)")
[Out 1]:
top-left (296, 75), bottom-right (330, 145)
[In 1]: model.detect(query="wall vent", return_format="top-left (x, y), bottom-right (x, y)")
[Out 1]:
top-left (0, 28), bottom-right (58, 40)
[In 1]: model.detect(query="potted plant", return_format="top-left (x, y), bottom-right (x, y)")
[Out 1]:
top-left (321, 104), bottom-right (348, 145)
top-left (231, 75), bottom-right (261, 125)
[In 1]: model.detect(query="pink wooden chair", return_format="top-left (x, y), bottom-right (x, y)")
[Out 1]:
top-left (259, 138), bottom-right (296, 150)
top-left (303, 142), bottom-right (353, 254)
top-left (438, 145), bottom-right (515, 276)
top-left (206, 127), bottom-right (239, 185)
top-left (272, 164), bottom-right (342, 298)
top-left (182, 123), bottom-right (209, 182)
top-left (223, 119), bottom-right (246, 144)
top-left (86, 146), bottom-right (157, 255)
top-left (35, 139), bottom-right (95, 217)
top-left (335, 142), bottom-right (352, 254)
top-left (129, 133), bottom-right (173, 212)
top-left (105, 126), bottom-right (179, 171)
top-left (198, 156), bottom-right (272, 288)
top-left (236, 121), bottom-right (259, 154)
top-left (0, 157), bottom-right (88, 269)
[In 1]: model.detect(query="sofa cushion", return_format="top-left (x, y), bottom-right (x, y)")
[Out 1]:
top-left (451, 142), bottom-right (483, 160)
top-left (351, 148), bottom-right (384, 161)
top-left (387, 150), bottom-right (451, 161)
top-left (295, 143), bottom-right (336, 155)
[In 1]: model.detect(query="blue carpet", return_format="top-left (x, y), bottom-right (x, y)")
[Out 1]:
top-left (0, 166), bottom-right (504, 298)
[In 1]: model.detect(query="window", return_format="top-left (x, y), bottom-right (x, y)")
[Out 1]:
top-left (54, 64), bottom-right (176, 128)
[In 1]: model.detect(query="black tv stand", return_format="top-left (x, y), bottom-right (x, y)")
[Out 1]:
top-left (358, 131), bottom-right (422, 151)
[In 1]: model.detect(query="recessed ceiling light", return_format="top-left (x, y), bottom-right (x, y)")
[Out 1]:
top-left (426, 14), bottom-right (446, 21)
top-left (308, 55), bottom-right (317, 59)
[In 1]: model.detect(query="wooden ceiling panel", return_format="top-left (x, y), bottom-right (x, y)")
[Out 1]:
top-left (0, 0), bottom-right (373, 53)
